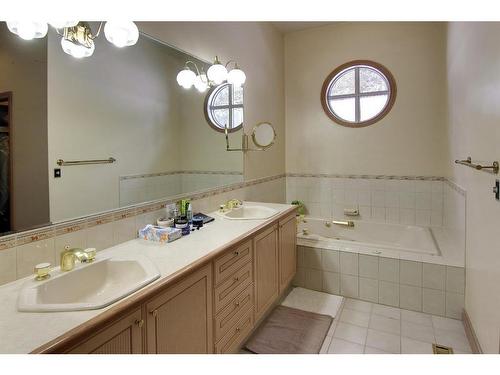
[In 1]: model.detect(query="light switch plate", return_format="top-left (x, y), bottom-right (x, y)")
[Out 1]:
top-left (494, 179), bottom-right (499, 201)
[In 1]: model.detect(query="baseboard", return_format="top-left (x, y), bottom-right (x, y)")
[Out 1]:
top-left (462, 309), bottom-right (483, 354)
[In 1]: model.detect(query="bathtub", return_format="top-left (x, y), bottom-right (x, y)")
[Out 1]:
top-left (297, 217), bottom-right (441, 259)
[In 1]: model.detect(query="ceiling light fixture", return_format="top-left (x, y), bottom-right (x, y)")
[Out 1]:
top-left (6, 21), bottom-right (139, 58)
top-left (177, 57), bottom-right (246, 92)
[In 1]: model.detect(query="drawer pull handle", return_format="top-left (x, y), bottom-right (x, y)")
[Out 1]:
top-left (236, 327), bottom-right (241, 333)
top-left (135, 319), bottom-right (145, 328)
top-left (234, 302), bottom-right (240, 307)
top-left (150, 310), bottom-right (158, 317)
top-left (233, 277), bottom-right (239, 282)
top-left (234, 251), bottom-right (240, 256)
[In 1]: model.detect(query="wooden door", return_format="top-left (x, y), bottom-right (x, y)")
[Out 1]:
top-left (67, 309), bottom-right (143, 354)
top-left (279, 214), bottom-right (297, 293)
top-left (146, 264), bottom-right (213, 353)
top-left (254, 224), bottom-right (279, 321)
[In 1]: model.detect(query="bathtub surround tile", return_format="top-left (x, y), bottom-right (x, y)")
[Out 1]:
top-left (415, 192), bottom-right (432, 210)
top-left (322, 271), bottom-right (340, 294)
top-left (385, 207), bottom-right (399, 223)
top-left (422, 288), bottom-right (445, 316)
top-left (292, 267), bottom-right (305, 287)
top-left (446, 266), bottom-right (465, 294)
top-left (305, 268), bottom-right (323, 291)
top-left (378, 281), bottom-right (400, 307)
top-left (415, 209), bottom-right (431, 226)
top-left (297, 246), bottom-right (305, 267)
top-left (340, 252), bottom-right (358, 275)
top-left (384, 192), bottom-right (399, 208)
top-left (0, 248), bottom-right (17, 285)
top-left (371, 207), bottom-right (386, 222)
top-left (340, 274), bottom-right (359, 298)
top-left (359, 277), bottom-right (379, 303)
top-left (359, 255), bottom-right (378, 279)
top-left (445, 292), bottom-right (465, 319)
top-left (423, 263), bottom-right (446, 290)
top-left (399, 208), bottom-right (416, 225)
top-left (321, 249), bottom-right (340, 272)
top-left (378, 257), bottom-right (399, 283)
top-left (304, 247), bottom-right (322, 269)
top-left (399, 285), bottom-right (422, 311)
top-left (400, 260), bottom-right (422, 287)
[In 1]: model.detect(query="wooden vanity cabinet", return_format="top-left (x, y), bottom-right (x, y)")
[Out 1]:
top-left (145, 264), bottom-right (213, 354)
top-left (67, 309), bottom-right (144, 354)
top-left (253, 224), bottom-right (280, 322)
top-left (278, 214), bottom-right (297, 293)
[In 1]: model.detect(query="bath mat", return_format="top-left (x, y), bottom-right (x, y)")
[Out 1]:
top-left (281, 287), bottom-right (344, 318)
top-left (244, 305), bottom-right (333, 354)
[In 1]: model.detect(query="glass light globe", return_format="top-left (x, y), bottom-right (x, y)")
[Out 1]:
top-left (7, 21), bottom-right (48, 40)
top-left (104, 21), bottom-right (139, 48)
top-left (49, 21), bottom-right (79, 29)
top-left (207, 63), bottom-right (228, 85)
top-left (194, 74), bottom-right (209, 92)
top-left (176, 69), bottom-right (196, 89)
top-left (227, 68), bottom-right (246, 87)
top-left (61, 38), bottom-right (95, 58)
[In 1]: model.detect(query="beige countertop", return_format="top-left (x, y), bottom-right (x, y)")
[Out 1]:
top-left (0, 202), bottom-right (294, 354)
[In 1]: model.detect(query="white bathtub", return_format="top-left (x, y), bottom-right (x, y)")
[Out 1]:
top-left (297, 217), bottom-right (441, 258)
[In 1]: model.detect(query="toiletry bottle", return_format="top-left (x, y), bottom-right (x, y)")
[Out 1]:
top-left (187, 203), bottom-right (193, 224)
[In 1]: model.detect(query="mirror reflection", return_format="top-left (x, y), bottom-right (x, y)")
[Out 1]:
top-left (0, 22), bottom-right (243, 236)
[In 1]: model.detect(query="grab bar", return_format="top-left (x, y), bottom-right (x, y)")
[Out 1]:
top-left (57, 157), bottom-right (116, 166)
top-left (455, 157), bottom-right (498, 174)
top-left (332, 220), bottom-right (354, 227)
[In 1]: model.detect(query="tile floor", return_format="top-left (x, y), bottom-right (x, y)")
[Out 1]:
top-left (320, 297), bottom-right (472, 354)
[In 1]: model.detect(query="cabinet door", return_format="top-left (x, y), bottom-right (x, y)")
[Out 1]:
top-left (279, 214), bottom-right (297, 293)
top-left (146, 264), bottom-right (213, 354)
top-left (67, 309), bottom-right (143, 354)
top-left (254, 225), bottom-right (279, 321)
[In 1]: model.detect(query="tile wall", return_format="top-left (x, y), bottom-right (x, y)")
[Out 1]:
top-left (293, 246), bottom-right (466, 319)
top-left (0, 175), bottom-right (285, 286)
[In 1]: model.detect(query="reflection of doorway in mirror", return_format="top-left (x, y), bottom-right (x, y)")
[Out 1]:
top-left (0, 92), bottom-right (12, 234)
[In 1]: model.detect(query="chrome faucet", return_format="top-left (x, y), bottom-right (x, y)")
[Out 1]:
top-left (60, 246), bottom-right (96, 272)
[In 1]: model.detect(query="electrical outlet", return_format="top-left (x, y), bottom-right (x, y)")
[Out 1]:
top-left (54, 168), bottom-right (61, 178)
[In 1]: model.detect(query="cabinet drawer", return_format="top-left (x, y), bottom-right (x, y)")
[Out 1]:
top-left (215, 308), bottom-right (254, 354)
top-left (214, 240), bottom-right (252, 285)
top-left (215, 284), bottom-right (253, 341)
top-left (214, 262), bottom-right (253, 313)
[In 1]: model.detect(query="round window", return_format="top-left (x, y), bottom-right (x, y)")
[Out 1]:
top-left (204, 83), bottom-right (244, 132)
top-left (321, 60), bottom-right (396, 127)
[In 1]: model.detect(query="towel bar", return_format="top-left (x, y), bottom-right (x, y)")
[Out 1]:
top-left (56, 157), bottom-right (116, 166)
top-left (454, 157), bottom-right (498, 174)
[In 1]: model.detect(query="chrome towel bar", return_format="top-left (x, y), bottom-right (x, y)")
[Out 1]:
top-left (56, 157), bottom-right (116, 166)
top-left (454, 157), bottom-right (498, 174)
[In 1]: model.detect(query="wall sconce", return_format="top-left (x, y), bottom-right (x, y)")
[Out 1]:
top-left (176, 56), bottom-right (246, 93)
top-left (6, 21), bottom-right (139, 58)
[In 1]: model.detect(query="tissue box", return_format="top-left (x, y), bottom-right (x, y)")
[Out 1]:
top-left (139, 224), bottom-right (182, 243)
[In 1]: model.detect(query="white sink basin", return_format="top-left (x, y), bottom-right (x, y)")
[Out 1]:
top-left (18, 255), bottom-right (160, 312)
top-left (219, 205), bottom-right (278, 220)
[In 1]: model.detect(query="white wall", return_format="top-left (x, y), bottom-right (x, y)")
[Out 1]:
top-left (446, 22), bottom-right (500, 353)
top-left (138, 22), bottom-right (286, 180)
top-left (285, 22), bottom-right (447, 176)
top-left (0, 24), bottom-right (50, 231)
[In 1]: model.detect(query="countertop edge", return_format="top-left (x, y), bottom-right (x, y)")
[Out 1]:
top-left (31, 206), bottom-right (297, 354)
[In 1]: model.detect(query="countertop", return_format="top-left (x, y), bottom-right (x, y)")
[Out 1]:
top-left (0, 202), bottom-right (295, 354)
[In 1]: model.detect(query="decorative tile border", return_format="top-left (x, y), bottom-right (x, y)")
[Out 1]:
top-left (444, 178), bottom-right (466, 196)
top-left (120, 170), bottom-right (243, 180)
top-left (0, 173), bottom-right (285, 250)
top-left (286, 173), bottom-right (445, 181)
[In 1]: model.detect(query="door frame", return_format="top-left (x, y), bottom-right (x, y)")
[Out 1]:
top-left (0, 91), bottom-right (13, 232)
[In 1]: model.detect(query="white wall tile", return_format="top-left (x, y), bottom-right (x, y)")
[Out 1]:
top-left (379, 281), bottom-right (399, 307)
top-left (16, 239), bottom-right (56, 279)
top-left (372, 191), bottom-right (385, 207)
top-left (340, 274), bottom-right (359, 298)
top-left (371, 207), bottom-right (386, 222)
top-left (54, 230), bottom-right (88, 261)
top-left (385, 207), bottom-right (399, 223)
top-left (322, 249), bottom-right (340, 272)
top-left (385, 192), bottom-right (399, 208)
top-left (86, 222), bottom-right (114, 252)
top-left (305, 268), bottom-right (322, 291)
top-left (399, 208), bottom-right (416, 225)
top-left (445, 292), bottom-right (465, 319)
top-left (399, 192), bottom-right (415, 209)
top-left (293, 267), bottom-right (305, 287)
top-left (112, 217), bottom-right (137, 245)
top-left (446, 266), bottom-right (465, 294)
top-left (304, 247), bottom-right (322, 269)
top-left (0, 248), bottom-right (17, 285)
top-left (379, 257), bottom-right (399, 283)
top-left (415, 209), bottom-right (431, 226)
top-left (323, 271), bottom-right (340, 294)
top-left (415, 192), bottom-right (432, 209)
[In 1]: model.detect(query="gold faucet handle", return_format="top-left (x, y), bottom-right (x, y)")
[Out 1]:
top-left (34, 262), bottom-right (51, 281)
top-left (84, 248), bottom-right (97, 262)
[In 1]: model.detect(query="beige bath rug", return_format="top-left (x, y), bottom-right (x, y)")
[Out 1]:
top-left (244, 305), bottom-right (333, 354)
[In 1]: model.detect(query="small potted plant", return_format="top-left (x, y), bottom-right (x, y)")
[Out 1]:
top-left (291, 200), bottom-right (306, 216)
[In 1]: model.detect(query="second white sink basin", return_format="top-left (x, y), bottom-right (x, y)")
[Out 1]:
top-left (219, 205), bottom-right (278, 220)
top-left (18, 255), bottom-right (160, 312)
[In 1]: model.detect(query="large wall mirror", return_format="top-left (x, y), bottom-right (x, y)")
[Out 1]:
top-left (0, 22), bottom-right (243, 236)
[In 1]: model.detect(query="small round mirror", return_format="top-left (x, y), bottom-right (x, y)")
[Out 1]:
top-left (251, 122), bottom-right (276, 149)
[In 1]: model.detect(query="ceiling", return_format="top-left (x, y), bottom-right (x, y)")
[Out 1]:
top-left (270, 22), bottom-right (333, 34)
